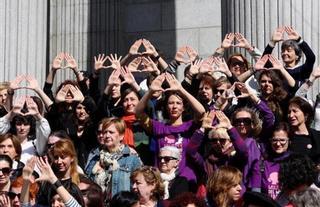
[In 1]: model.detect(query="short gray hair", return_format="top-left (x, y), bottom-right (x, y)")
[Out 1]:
top-left (159, 146), bottom-right (181, 160)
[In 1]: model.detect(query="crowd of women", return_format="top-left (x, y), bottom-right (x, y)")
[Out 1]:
top-left (0, 26), bottom-right (319, 207)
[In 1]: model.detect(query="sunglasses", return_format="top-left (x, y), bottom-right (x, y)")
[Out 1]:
top-left (208, 138), bottom-right (229, 145)
top-left (7, 192), bottom-right (20, 199)
top-left (213, 89), bottom-right (225, 95)
top-left (230, 61), bottom-right (245, 67)
top-left (158, 156), bottom-right (178, 163)
top-left (271, 138), bottom-right (289, 145)
top-left (234, 118), bottom-right (252, 126)
top-left (0, 167), bottom-right (11, 175)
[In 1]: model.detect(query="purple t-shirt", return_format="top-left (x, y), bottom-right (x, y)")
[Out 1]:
top-left (152, 119), bottom-right (198, 181)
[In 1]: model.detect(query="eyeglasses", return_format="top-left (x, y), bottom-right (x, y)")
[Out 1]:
top-left (0, 167), bottom-right (11, 175)
top-left (158, 156), bottom-right (178, 163)
top-left (208, 138), bottom-right (229, 145)
top-left (234, 118), bottom-right (252, 126)
top-left (271, 138), bottom-right (289, 145)
top-left (7, 192), bottom-right (20, 199)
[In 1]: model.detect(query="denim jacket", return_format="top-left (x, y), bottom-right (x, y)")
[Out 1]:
top-left (85, 145), bottom-right (142, 196)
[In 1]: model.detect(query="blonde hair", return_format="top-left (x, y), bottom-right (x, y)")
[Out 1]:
top-left (207, 166), bottom-right (242, 207)
top-left (131, 166), bottom-right (165, 201)
top-left (208, 128), bottom-right (230, 140)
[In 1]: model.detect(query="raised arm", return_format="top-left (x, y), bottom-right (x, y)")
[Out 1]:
top-left (165, 73), bottom-right (205, 120)
top-left (263, 27), bottom-right (284, 55)
top-left (25, 97), bottom-right (50, 156)
top-left (269, 54), bottom-right (296, 87)
top-left (36, 157), bottom-right (81, 207)
top-left (25, 75), bottom-right (53, 109)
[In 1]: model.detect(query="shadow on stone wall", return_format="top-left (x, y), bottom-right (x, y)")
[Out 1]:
top-left (87, 0), bottom-right (176, 87)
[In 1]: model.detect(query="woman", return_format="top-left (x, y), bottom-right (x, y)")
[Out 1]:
top-left (287, 96), bottom-right (320, 159)
top-left (8, 176), bottom-right (38, 207)
top-left (158, 146), bottom-right (189, 200)
top-left (89, 117), bottom-right (142, 200)
top-left (0, 134), bottom-right (23, 180)
top-left (72, 96), bottom-right (98, 168)
top-left (230, 82), bottom-right (275, 191)
top-left (257, 55), bottom-right (296, 122)
top-left (131, 166), bottom-right (165, 207)
top-left (20, 156), bottom-right (84, 207)
top-left (206, 166), bottom-right (242, 207)
top-left (36, 139), bottom-right (82, 206)
top-left (259, 122), bottom-right (291, 199)
top-left (186, 111), bottom-right (248, 186)
top-left (263, 26), bottom-right (315, 87)
top-left (0, 96), bottom-right (50, 164)
top-left (135, 73), bottom-right (205, 184)
top-left (0, 155), bottom-right (12, 192)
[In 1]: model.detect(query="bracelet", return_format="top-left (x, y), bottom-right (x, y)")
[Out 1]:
top-left (306, 79), bottom-right (313, 87)
top-left (52, 179), bottom-right (62, 190)
top-left (154, 55), bottom-right (160, 60)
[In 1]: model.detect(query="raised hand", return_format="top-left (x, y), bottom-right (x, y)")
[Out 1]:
top-left (186, 46), bottom-right (198, 62)
top-left (199, 61), bottom-right (214, 74)
top-left (189, 59), bottom-right (202, 77)
top-left (52, 52), bottom-right (65, 70)
top-left (142, 39), bottom-right (158, 56)
top-left (284, 26), bottom-right (300, 41)
top-left (0, 193), bottom-right (11, 207)
top-left (35, 156), bottom-right (57, 184)
top-left (235, 82), bottom-right (251, 98)
top-left (213, 57), bottom-right (232, 77)
top-left (165, 73), bottom-right (182, 91)
top-left (221, 33), bottom-right (235, 49)
top-left (69, 85), bottom-right (84, 102)
top-left (127, 57), bottom-right (142, 72)
top-left (254, 55), bottom-right (269, 71)
top-left (141, 56), bottom-right (160, 74)
top-left (65, 53), bottom-right (78, 70)
top-left (108, 69), bottom-right (121, 86)
top-left (271, 27), bottom-right (285, 43)
top-left (174, 46), bottom-right (188, 64)
top-left (94, 54), bottom-right (109, 72)
top-left (234, 33), bottom-right (251, 49)
top-left (55, 85), bottom-right (69, 103)
top-left (25, 97), bottom-right (40, 117)
top-left (22, 156), bottom-right (36, 181)
top-left (214, 110), bottom-right (232, 129)
top-left (25, 75), bottom-right (39, 90)
top-left (120, 66), bottom-right (136, 85)
top-left (10, 75), bottom-right (25, 90)
top-left (201, 110), bottom-right (215, 129)
top-left (129, 39), bottom-right (142, 55)
top-left (149, 73), bottom-right (165, 92)
top-left (107, 54), bottom-right (122, 70)
top-left (12, 96), bottom-right (26, 115)
top-left (268, 55), bottom-right (284, 70)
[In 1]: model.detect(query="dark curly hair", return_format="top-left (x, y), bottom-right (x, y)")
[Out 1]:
top-left (279, 154), bottom-right (317, 191)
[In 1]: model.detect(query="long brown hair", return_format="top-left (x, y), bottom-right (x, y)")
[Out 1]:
top-left (207, 166), bottom-right (242, 207)
top-left (50, 139), bottom-right (80, 184)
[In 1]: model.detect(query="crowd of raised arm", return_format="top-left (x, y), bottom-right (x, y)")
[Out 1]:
top-left (0, 26), bottom-right (320, 207)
